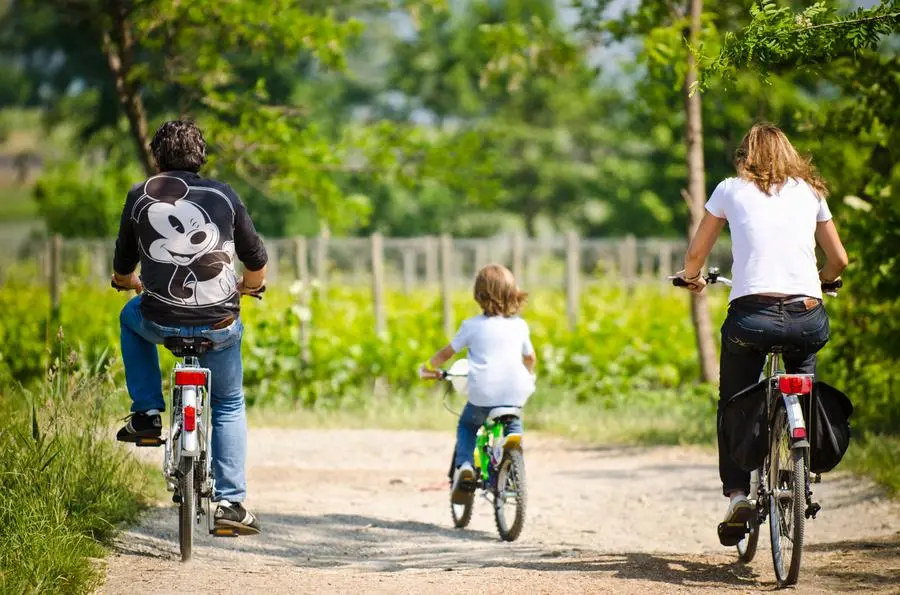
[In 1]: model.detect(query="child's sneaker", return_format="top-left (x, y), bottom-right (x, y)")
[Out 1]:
top-left (451, 463), bottom-right (476, 504)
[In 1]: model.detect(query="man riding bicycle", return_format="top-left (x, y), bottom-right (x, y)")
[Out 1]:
top-left (111, 120), bottom-right (267, 535)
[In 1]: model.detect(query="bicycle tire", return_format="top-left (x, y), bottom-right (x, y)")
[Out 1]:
top-left (494, 448), bottom-right (526, 542)
top-left (451, 496), bottom-right (474, 529)
top-left (736, 469), bottom-right (760, 563)
top-left (768, 408), bottom-right (805, 586)
top-left (179, 457), bottom-right (195, 562)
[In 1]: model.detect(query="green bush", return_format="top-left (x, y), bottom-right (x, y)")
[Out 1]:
top-left (0, 281), bottom-right (724, 408)
top-left (0, 346), bottom-right (152, 594)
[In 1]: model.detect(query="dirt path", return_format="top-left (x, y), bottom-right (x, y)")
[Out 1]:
top-left (102, 429), bottom-right (900, 594)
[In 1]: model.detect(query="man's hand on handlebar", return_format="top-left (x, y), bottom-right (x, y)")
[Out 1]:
top-left (237, 277), bottom-right (266, 299)
top-left (111, 272), bottom-right (143, 294)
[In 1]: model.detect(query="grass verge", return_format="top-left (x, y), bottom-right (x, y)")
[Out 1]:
top-left (843, 436), bottom-right (900, 496)
top-left (0, 355), bottom-right (154, 595)
top-left (248, 383), bottom-right (719, 448)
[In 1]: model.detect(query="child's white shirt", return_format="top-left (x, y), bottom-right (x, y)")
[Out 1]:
top-left (450, 314), bottom-right (535, 408)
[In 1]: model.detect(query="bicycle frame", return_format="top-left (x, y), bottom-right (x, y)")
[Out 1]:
top-left (163, 356), bottom-right (215, 531)
top-left (474, 420), bottom-right (507, 485)
top-left (753, 352), bottom-right (820, 520)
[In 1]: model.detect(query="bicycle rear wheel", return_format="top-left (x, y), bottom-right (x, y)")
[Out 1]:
top-left (494, 449), bottom-right (526, 542)
top-left (179, 457), bottom-right (195, 562)
top-left (768, 407), bottom-right (805, 586)
top-left (736, 470), bottom-right (760, 563)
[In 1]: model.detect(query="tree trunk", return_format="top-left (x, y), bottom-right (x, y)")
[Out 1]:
top-left (101, 0), bottom-right (154, 175)
top-left (683, 0), bottom-right (718, 384)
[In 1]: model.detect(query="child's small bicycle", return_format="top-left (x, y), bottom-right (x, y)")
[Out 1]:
top-left (440, 359), bottom-right (527, 542)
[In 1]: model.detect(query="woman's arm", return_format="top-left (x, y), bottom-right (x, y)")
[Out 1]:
top-left (815, 220), bottom-right (849, 281)
top-left (523, 353), bottom-right (536, 374)
top-left (680, 212), bottom-right (726, 292)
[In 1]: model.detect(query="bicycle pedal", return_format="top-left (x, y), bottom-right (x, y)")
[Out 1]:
top-left (717, 522), bottom-right (747, 546)
top-left (805, 502), bottom-right (821, 519)
top-left (211, 528), bottom-right (240, 537)
top-left (135, 436), bottom-right (165, 447)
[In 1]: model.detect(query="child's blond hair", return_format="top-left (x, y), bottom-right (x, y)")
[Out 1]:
top-left (474, 264), bottom-right (527, 317)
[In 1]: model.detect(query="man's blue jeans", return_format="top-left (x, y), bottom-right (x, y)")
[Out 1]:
top-left (120, 295), bottom-right (247, 503)
top-left (454, 402), bottom-right (523, 468)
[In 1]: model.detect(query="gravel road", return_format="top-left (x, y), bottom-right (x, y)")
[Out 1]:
top-left (101, 429), bottom-right (900, 594)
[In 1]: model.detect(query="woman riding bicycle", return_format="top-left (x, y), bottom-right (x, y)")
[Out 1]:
top-left (675, 122), bottom-right (848, 545)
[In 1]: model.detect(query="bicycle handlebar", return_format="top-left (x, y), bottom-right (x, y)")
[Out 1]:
top-left (670, 267), bottom-right (733, 288)
top-left (112, 279), bottom-right (266, 300)
top-left (670, 268), bottom-right (843, 296)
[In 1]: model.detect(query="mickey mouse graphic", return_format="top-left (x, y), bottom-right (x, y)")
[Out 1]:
top-left (132, 175), bottom-right (237, 307)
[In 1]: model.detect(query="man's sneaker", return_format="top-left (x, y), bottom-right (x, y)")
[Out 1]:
top-left (116, 412), bottom-right (162, 443)
top-left (214, 501), bottom-right (261, 535)
top-left (718, 494), bottom-right (754, 546)
top-left (451, 462), bottom-right (476, 505)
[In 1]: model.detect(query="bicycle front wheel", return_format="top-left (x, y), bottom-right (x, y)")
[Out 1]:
top-left (179, 457), bottom-right (195, 562)
top-left (494, 449), bottom-right (526, 542)
top-left (768, 408), bottom-right (805, 586)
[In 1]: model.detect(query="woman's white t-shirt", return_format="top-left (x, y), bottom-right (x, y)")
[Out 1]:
top-left (706, 177), bottom-right (832, 302)
top-left (450, 314), bottom-right (536, 408)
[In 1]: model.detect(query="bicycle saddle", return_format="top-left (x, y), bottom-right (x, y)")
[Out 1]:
top-left (487, 407), bottom-right (522, 423)
top-left (164, 336), bottom-right (214, 357)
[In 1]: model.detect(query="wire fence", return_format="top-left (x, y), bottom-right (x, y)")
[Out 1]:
top-left (2, 231), bottom-right (733, 338)
top-left (2, 232), bottom-right (733, 291)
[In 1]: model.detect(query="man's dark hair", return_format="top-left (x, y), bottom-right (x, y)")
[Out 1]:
top-left (150, 120), bottom-right (207, 172)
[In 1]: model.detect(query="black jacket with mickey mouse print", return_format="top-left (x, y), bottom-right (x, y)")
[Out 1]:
top-left (114, 171), bottom-right (268, 327)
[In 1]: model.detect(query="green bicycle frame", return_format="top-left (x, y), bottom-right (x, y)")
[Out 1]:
top-left (474, 419), bottom-right (505, 482)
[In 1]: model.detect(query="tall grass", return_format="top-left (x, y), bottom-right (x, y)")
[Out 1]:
top-left (0, 342), bottom-right (153, 594)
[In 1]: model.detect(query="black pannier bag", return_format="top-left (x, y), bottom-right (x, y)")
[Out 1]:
top-left (804, 382), bottom-right (853, 473)
top-left (720, 380), bottom-right (853, 474)
top-left (720, 380), bottom-right (769, 472)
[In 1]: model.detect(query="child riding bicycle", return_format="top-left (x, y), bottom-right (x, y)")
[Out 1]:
top-left (420, 264), bottom-right (536, 504)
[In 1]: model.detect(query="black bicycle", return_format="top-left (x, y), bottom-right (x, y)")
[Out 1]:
top-left (673, 269), bottom-right (842, 587)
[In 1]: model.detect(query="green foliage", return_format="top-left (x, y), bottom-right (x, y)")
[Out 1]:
top-left (1, 0), bottom-right (501, 233)
top-left (701, 1), bottom-right (900, 88)
top-left (32, 155), bottom-right (144, 238)
top-left (0, 283), bottom-right (723, 407)
top-left (0, 347), bottom-right (151, 594)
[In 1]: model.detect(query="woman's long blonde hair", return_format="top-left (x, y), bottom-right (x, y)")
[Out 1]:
top-left (735, 122), bottom-right (828, 197)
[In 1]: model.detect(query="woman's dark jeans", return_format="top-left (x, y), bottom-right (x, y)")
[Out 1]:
top-left (718, 296), bottom-right (830, 497)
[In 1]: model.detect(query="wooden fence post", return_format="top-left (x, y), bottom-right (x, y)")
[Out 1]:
top-left (315, 229), bottom-right (329, 289)
top-left (619, 234), bottom-right (638, 282)
top-left (293, 237), bottom-right (311, 363)
top-left (49, 234), bottom-right (62, 322)
top-left (440, 234), bottom-right (453, 339)
top-left (402, 249), bottom-right (416, 294)
top-left (92, 242), bottom-right (106, 284)
top-left (658, 241), bottom-right (673, 280)
top-left (474, 240), bottom-right (488, 273)
top-left (267, 241), bottom-right (279, 285)
top-left (371, 233), bottom-right (386, 335)
top-left (511, 232), bottom-right (524, 281)
top-left (425, 236), bottom-right (438, 286)
top-left (566, 231), bottom-right (580, 331)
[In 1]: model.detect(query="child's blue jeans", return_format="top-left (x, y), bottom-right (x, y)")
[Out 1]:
top-left (119, 295), bottom-right (247, 503)
top-left (454, 402), bottom-right (523, 468)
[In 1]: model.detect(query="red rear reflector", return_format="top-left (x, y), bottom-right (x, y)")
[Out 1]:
top-left (175, 370), bottom-right (207, 386)
top-left (792, 427), bottom-right (807, 439)
top-left (778, 375), bottom-right (813, 394)
top-left (183, 406), bottom-right (196, 432)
